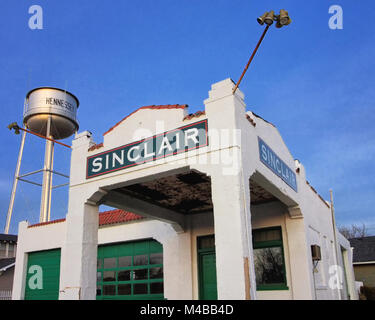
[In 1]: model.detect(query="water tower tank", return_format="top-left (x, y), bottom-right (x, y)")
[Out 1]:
top-left (24, 87), bottom-right (80, 140)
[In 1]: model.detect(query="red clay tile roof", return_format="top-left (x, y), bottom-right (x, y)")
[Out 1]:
top-left (246, 114), bottom-right (256, 127)
top-left (99, 209), bottom-right (144, 226)
top-left (28, 218), bottom-right (66, 228)
top-left (28, 210), bottom-right (144, 228)
top-left (103, 104), bottom-right (188, 136)
top-left (183, 110), bottom-right (205, 121)
top-left (88, 142), bottom-right (104, 152)
top-left (251, 112), bottom-right (275, 127)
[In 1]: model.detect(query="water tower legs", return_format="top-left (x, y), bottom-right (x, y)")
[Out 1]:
top-left (3, 129), bottom-right (27, 234)
top-left (39, 116), bottom-right (54, 223)
top-left (48, 145), bottom-right (54, 222)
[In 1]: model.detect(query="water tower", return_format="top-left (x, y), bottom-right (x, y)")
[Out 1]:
top-left (4, 87), bottom-right (79, 233)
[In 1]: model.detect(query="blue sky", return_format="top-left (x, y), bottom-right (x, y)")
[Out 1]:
top-left (0, 1), bottom-right (374, 235)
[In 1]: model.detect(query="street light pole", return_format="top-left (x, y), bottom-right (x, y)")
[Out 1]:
top-left (232, 9), bottom-right (292, 94)
top-left (233, 25), bottom-right (270, 94)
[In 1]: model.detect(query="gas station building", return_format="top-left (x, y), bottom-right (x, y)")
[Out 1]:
top-left (12, 79), bottom-right (357, 300)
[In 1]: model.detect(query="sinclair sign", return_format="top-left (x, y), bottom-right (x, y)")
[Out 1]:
top-left (258, 137), bottom-right (298, 192)
top-left (86, 119), bottom-right (208, 179)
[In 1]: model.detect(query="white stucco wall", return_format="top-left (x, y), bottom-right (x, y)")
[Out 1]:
top-left (12, 220), bottom-right (66, 300)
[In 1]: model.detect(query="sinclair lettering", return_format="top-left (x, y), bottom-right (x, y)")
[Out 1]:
top-left (86, 119), bottom-right (208, 178)
top-left (258, 137), bottom-right (297, 192)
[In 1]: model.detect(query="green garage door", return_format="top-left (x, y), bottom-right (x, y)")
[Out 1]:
top-left (25, 249), bottom-right (61, 300)
top-left (97, 239), bottom-right (164, 300)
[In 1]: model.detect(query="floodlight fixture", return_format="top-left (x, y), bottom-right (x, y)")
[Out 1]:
top-left (264, 10), bottom-right (275, 26)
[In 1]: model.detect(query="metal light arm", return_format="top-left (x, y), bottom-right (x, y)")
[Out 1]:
top-left (8, 122), bottom-right (71, 149)
top-left (232, 25), bottom-right (270, 94)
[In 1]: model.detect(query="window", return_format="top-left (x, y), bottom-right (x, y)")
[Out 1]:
top-left (150, 282), bottom-right (163, 294)
top-left (253, 227), bottom-right (288, 290)
top-left (118, 270), bottom-right (131, 281)
top-left (0, 242), bottom-right (6, 258)
top-left (103, 257), bottom-right (116, 269)
top-left (103, 285), bottom-right (116, 296)
top-left (118, 284), bottom-right (131, 295)
top-left (8, 243), bottom-right (15, 257)
top-left (103, 271), bottom-right (116, 282)
top-left (198, 236), bottom-right (215, 250)
top-left (119, 256), bottom-right (131, 267)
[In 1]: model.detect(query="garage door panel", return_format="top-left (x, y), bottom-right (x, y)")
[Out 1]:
top-left (25, 249), bottom-right (61, 300)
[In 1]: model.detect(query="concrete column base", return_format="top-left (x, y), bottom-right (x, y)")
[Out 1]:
top-left (59, 202), bottom-right (99, 300)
